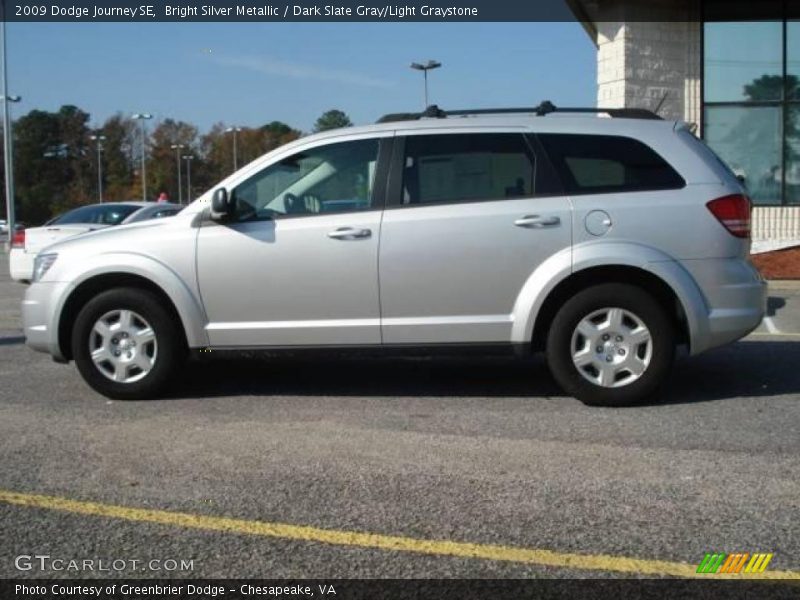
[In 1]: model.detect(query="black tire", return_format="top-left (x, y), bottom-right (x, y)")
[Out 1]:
top-left (546, 283), bottom-right (675, 407)
top-left (72, 287), bottom-right (186, 400)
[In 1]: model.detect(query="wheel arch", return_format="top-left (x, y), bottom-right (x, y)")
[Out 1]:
top-left (529, 265), bottom-right (692, 352)
top-left (511, 242), bottom-right (708, 353)
top-left (56, 262), bottom-right (208, 360)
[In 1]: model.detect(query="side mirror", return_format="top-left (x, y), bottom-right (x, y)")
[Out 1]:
top-left (210, 188), bottom-right (234, 220)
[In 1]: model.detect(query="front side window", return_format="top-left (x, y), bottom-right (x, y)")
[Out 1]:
top-left (232, 138), bottom-right (379, 221)
top-left (538, 134), bottom-right (685, 195)
top-left (401, 133), bottom-right (537, 206)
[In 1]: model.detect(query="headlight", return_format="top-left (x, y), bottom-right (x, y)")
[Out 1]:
top-left (32, 253), bottom-right (58, 282)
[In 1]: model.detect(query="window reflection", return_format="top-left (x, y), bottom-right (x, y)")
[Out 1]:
top-left (786, 106), bottom-right (800, 204)
top-left (788, 21), bottom-right (800, 100)
top-left (704, 21), bottom-right (782, 102)
top-left (704, 106), bottom-right (783, 205)
top-left (703, 15), bottom-right (800, 205)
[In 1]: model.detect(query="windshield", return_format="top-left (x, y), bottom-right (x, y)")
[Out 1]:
top-left (123, 205), bottom-right (183, 223)
top-left (49, 204), bottom-right (142, 226)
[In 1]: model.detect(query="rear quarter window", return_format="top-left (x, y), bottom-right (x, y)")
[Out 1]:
top-left (537, 134), bottom-right (685, 195)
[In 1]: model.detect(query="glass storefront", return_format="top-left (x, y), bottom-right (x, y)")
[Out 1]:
top-left (703, 6), bottom-right (800, 205)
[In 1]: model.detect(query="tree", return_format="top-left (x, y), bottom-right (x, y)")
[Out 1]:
top-left (148, 119), bottom-right (199, 202)
top-left (201, 121), bottom-right (301, 188)
top-left (5, 103), bottom-right (306, 221)
top-left (98, 113), bottom-right (138, 201)
top-left (313, 109), bottom-right (352, 133)
top-left (260, 120), bottom-right (301, 152)
top-left (13, 105), bottom-right (92, 223)
top-left (58, 105), bottom-right (93, 210)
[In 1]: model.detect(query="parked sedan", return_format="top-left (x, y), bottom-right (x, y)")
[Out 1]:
top-left (9, 202), bottom-right (182, 282)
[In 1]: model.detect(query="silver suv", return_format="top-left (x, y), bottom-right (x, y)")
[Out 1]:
top-left (21, 103), bottom-right (766, 406)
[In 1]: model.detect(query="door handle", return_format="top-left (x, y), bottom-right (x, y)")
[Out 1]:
top-left (514, 215), bottom-right (561, 228)
top-left (327, 227), bottom-right (372, 240)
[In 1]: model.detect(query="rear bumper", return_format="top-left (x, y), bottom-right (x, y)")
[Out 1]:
top-left (9, 248), bottom-right (34, 282)
top-left (22, 281), bottom-right (71, 361)
top-left (680, 257), bottom-right (767, 355)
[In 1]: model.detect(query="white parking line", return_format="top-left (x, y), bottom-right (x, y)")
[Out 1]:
top-left (763, 316), bottom-right (782, 334)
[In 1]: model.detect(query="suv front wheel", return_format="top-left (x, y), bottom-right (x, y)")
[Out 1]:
top-left (72, 287), bottom-right (185, 399)
top-left (546, 283), bottom-right (675, 407)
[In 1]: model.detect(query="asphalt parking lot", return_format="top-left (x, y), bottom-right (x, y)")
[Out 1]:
top-left (0, 250), bottom-right (799, 580)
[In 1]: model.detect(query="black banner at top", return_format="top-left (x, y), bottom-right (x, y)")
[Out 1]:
top-left (6, 0), bottom-right (794, 23)
top-left (5, 0), bottom-right (576, 22)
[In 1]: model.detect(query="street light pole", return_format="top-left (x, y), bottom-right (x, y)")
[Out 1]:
top-left (1, 8), bottom-right (21, 246)
top-left (89, 134), bottom-right (106, 203)
top-left (182, 155), bottom-right (194, 203)
top-left (170, 144), bottom-right (184, 204)
top-left (225, 126), bottom-right (242, 172)
top-left (410, 60), bottom-right (442, 109)
top-left (132, 113), bottom-right (152, 201)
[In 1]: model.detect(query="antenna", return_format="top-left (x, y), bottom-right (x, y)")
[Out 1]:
top-left (653, 91), bottom-right (669, 116)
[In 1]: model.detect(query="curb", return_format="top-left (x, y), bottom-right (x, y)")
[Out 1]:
top-left (768, 280), bottom-right (800, 291)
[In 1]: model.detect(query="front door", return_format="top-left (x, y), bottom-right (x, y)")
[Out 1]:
top-left (197, 135), bottom-right (390, 347)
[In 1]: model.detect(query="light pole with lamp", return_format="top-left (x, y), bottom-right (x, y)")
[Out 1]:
top-left (89, 134), bottom-right (106, 203)
top-left (170, 144), bottom-right (184, 204)
top-left (224, 126), bottom-right (242, 172)
top-left (1, 5), bottom-right (20, 246)
top-left (0, 93), bottom-right (19, 244)
top-left (410, 60), bottom-right (441, 109)
top-left (131, 113), bottom-right (152, 201)
top-left (182, 155), bottom-right (194, 203)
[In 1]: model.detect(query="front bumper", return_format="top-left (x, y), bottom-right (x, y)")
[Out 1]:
top-left (22, 281), bottom-right (72, 361)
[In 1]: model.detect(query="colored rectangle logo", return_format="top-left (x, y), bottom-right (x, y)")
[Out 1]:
top-left (697, 552), bottom-right (773, 574)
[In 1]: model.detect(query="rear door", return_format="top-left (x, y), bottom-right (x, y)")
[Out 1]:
top-left (378, 130), bottom-right (572, 344)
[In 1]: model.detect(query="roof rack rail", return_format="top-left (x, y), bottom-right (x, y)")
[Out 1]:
top-left (376, 101), bottom-right (662, 123)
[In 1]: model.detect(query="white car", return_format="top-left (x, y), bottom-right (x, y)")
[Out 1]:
top-left (0, 219), bottom-right (7, 234)
top-left (9, 202), bottom-right (181, 282)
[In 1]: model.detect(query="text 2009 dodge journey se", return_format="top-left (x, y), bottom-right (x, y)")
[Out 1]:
top-left (22, 104), bottom-right (766, 406)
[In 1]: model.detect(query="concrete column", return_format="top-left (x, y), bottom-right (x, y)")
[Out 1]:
top-left (594, 3), bottom-right (701, 127)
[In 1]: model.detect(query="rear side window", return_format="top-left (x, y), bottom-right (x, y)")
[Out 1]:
top-left (401, 133), bottom-right (539, 206)
top-left (538, 134), bottom-right (685, 195)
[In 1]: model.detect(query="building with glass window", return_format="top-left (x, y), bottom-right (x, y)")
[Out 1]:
top-left (568, 0), bottom-right (800, 250)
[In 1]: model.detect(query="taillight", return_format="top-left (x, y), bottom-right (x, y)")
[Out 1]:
top-left (706, 194), bottom-right (751, 238)
top-left (11, 229), bottom-right (25, 249)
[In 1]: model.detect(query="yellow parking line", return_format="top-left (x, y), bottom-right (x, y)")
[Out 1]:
top-left (0, 489), bottom-right (798, 579)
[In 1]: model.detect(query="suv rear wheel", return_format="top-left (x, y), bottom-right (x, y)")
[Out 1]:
top-left (72, 287), bottom-right (185, 399)
top-left (546, 283), bottom-right (675, 407)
